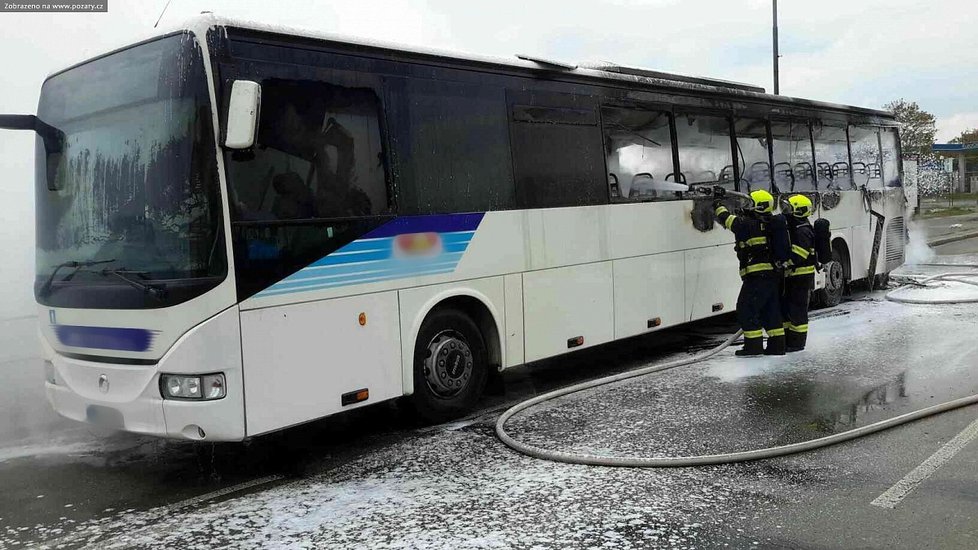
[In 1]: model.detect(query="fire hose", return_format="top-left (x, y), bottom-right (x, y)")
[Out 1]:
top-left (885, 271), bottom-right (978, 305)
top-left (496, 275), bottom-right (978, 467)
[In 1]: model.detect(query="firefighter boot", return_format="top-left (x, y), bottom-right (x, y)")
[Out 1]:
top-left (764, 335), bottom-right (786, 356)
top-left (786, 331), bottom-right (807, 352)
top-left (735, 337), bottom-right (765, 357)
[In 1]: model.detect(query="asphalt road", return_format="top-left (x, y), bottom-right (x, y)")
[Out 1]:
top-left (2, 264), bottom-right (978, 548)
top-left (934, 235), bottom-right (978, 256)
top-left (918, 212), bottom-right (978, 247)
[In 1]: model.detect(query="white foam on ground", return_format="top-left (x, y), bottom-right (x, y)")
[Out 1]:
top-left (892, 278), bottom-right (978, 302)
top-left (24, 434), bottom-right (766, 549)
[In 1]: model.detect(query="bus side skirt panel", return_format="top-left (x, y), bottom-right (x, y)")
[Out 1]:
top-left (683, 246), bottom-right (741, 323)
top-left (522, 263), bottom-right (614, 363)
top-left (239, 291), bottom-right (402, 436)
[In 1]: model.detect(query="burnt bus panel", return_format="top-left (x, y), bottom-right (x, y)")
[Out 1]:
top-left (215, 25), bottom-right (898, 125)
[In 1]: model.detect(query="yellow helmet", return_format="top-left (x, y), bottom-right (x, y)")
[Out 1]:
top-left (749, 189), bottom-right (775, 214)
top-left (787, 194), bottom-right (813, 218)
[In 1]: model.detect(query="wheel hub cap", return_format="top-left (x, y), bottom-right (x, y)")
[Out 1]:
top-left (826, 261), bottom-right (844, 290)
top-left (423, 331), bottom-right (473, 398)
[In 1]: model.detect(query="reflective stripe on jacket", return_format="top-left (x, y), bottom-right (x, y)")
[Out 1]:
top-left (786, 218), bottom-right (817, 278)
top-left (716, 205), bottom-right (774, 279)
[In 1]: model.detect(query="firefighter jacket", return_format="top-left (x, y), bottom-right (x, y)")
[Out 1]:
top-left (715, 205), bottom-right (775, 279)
top-left (786, 216), bottom-right (817, 280)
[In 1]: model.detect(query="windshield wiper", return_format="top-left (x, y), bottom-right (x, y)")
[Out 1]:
top-left (101, 268), bottom-right (168, 302)
top-left (38, 259), bottom-right (116, 297)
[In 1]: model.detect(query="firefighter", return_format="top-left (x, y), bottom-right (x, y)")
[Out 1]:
top-left (782, 194), bottom-right (817, 352)
top-left (714, 189), bottom-right (786, 356)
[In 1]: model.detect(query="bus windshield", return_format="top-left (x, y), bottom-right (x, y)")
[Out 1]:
top-left (35, 33), bottom-right (225, 309)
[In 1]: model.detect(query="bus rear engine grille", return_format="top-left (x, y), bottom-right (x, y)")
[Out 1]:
top-left (885, 216), bottom-right (906, 268)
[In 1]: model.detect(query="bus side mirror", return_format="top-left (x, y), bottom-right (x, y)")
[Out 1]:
top-left (0, 114), bottom-right (64, 154)
top-left (225, 80), bottom-right (261, 149)
top-left (0, 114), bottom-right (66, 190)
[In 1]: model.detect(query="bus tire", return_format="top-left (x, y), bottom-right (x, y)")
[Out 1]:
top-left (814, 249), bottom-right (846, 308)
top-left (410, 308), bottom-right (488, 423)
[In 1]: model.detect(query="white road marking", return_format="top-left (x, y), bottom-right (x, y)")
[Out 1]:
top-left (871, 416), bottom-right (978, 509)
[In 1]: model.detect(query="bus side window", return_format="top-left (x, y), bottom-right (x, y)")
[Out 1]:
top-left (228, 78), bottom-right (390, 220)
top-left (601, 106), bottom-right (675, 201)
top-left (386, 78), bottom-right (515, 214)
top-left (812, 122), bottom-right (851, 189)
top-left (881, 127), bottom-right (902, 187)
top-left (734, 118), bottom-right (772, 192)
top-left (771, 120), bottom-right (816, 192)
top-left (509, 92), bottom-right (607, 209)
top-left (223, 70), bottom-right (393, 300)
top-left (676, 113), bottom-right (734, 189)
top-left (849, 125), bottom-right (883, 189)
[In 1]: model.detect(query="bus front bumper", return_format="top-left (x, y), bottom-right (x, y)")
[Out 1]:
top-left (44, 354), bottom-right (245, 442)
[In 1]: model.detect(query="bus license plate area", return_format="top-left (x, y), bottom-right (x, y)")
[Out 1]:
top-left (86, 405), bottom-right (125, 429)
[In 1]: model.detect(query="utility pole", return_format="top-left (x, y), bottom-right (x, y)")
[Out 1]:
top-left (772, 0), bottom-right (780, 95)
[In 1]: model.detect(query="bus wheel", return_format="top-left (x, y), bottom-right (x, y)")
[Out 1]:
top-left (411, 308), bottom-right (488, 423)
top-left (816, 251), bottom-right (845, 308)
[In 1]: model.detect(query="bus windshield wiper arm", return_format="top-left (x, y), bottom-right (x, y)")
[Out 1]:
top-left (38, 259), bottom-right (116, 297)
top-left (101, 268), bottom-right (168, 301)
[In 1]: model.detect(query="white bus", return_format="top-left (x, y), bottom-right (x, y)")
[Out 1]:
top-left (3, 16), bottom-right (906, 441)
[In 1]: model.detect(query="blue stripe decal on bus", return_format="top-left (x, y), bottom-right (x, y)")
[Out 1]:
top-left (362, 213), bottom-right (484, 239)
top-left (255, 214), bottom-right (484, 297)
top-left (54, 325), bottom-right (156, 352)
top-left (328, 238), bottom-right (395, 254)
top-left (258, 268), bottom-right (458, 297)
top-left (309, 248), bottom-right (393, 267)
top-left (271, 260), bottom-right (464, 289)
top-left (282, 253), bottom-right (467, 282)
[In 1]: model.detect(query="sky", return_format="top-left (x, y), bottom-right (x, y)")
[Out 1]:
top-left (0, 0), bottom-right (976, 317)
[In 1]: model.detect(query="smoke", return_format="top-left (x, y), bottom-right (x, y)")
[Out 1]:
top-left (648, 180), bottom-right (690, 192)
top-left (905, 219), bottom-right (936, 265)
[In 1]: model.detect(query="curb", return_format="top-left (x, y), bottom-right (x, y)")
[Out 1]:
top-left (928, 231), bottom-right (978, 248)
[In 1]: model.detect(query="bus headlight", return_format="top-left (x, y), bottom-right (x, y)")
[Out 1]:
top-left (160, 373), bottom-right (226, 400)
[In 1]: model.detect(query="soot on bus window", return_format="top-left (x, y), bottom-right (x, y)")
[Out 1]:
top-left (227, 79), bottom-right (389, 222)
top-left (771, 121), bottom-right (816, 193)
top-left (601, 107), bottom-right (675, 201)
top-left (224, 77), bottom-right (393, 301)
top-left (34, 33), bottom-right (226, 309)
top-left (850, 125), bottom-right (884, 189)
top-left (386, 78), bottom-right (515, 214)
top-left (676, 114), bottom-right (735, 189)
top-left (735, 118), bottom-right (772, 192)
top-left (812, 123), bottom-right (851, 189)
top-left (881, 128), bottom-right (902, 187)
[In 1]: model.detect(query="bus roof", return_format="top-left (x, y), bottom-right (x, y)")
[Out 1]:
top-left (48, 13), bottom-right (895, 122)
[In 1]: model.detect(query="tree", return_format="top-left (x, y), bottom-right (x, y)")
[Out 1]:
top-left (883, 99), bottom-right (936, 161)
top-left (950, 128), bottom-right (978, 144)
top-left (949, 129), bottom-right (978, 170)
